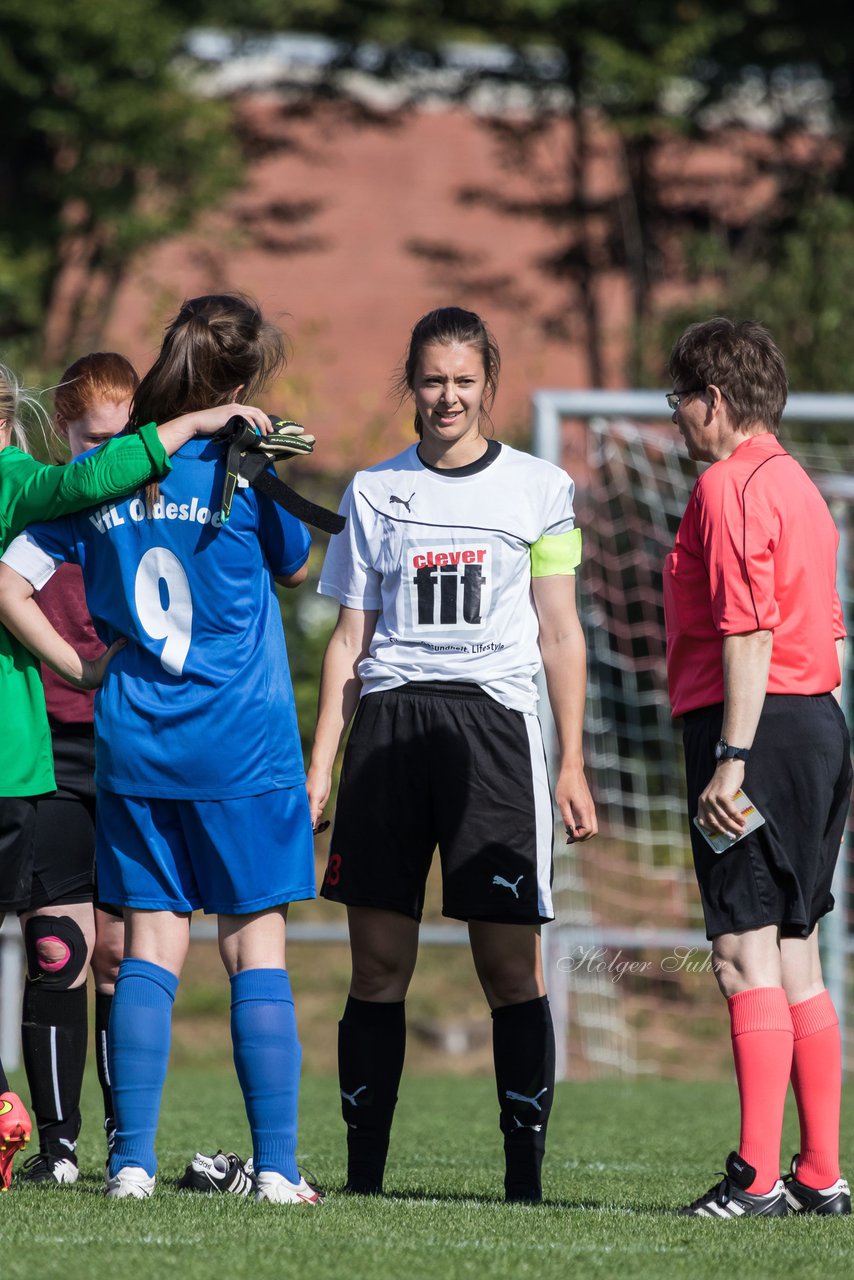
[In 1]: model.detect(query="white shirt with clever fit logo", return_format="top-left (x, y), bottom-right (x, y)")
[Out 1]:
top-left (318, 443), bottom-right (577, 714)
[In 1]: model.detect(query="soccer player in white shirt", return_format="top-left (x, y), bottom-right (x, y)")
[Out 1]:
top-left (307, 307), bottom-right (597, 1202)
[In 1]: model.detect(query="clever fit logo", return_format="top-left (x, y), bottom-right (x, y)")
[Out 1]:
top-left (409, 544), bottom-right (491, 629)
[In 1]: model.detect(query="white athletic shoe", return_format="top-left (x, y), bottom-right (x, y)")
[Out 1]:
top-left (19, 1152), bottom-right (80, 1185)
top-left (104, 1166), bottom-right (156, 1199)
top-left (254, 1171), bottom-right (322, 1204)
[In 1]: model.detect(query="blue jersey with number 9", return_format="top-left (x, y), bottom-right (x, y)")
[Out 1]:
top-left (16, 438), bottom-right (310, 799)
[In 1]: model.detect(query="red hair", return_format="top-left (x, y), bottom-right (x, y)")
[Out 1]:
top-left (55, 352), bottom-right (139, 421)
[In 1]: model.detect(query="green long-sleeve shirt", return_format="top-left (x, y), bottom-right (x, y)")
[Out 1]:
top-left (1, 422), bottom-right (171, 797)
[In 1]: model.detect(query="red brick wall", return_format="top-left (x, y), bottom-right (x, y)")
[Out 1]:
top-left (99, 95), bottom-right (817, 467)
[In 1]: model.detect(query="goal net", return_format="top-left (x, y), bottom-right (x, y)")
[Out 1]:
top-left (535, 392), bottom-right (854, 1080)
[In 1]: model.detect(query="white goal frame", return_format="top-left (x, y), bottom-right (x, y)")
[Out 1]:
top-left (534, 389), bottom-right (854, 1080)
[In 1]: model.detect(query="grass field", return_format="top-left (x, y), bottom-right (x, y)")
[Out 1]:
top-left (2, 1068), bottom-right (852, 1280)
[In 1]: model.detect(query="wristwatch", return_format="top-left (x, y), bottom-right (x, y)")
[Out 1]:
top-left (715, 738), bottom-right (750, 763)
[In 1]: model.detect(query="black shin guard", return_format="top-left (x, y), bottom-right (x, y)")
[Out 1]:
top-left (338, 997), bottom-right (406, 1193)
top-left (21, 982), bottom-right (88, 1154)
top-left (492, 995), bottom-right (556, 1202)
top-left (94, 991), bottom-right (115, 1138)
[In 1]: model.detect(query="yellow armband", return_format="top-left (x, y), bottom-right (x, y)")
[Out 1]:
top-left (530, 528), bottom-right (582, 577)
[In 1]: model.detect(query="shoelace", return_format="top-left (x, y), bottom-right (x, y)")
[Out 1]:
top-left (19, 1151), bottom-right (74, 1178)
top-left (687, 1172), bottom-right (732, 1211)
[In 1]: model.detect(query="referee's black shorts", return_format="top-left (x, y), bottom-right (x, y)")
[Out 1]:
top-left (321, 681), bottom-right (555, 924)
top-left (683, 693), bottom-right (852, 941)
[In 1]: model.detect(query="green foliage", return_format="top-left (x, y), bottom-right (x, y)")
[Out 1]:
top-left (0, 0), bottom-right (240, 363)
top-left (722, 196), bottom-right (854, 393)
top-left (652, 195), bottom-right (854, 395)
top-left (203, 0), bottom-right (442, 44)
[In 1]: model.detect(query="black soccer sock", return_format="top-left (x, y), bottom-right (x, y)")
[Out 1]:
top-left (492, 995), bottom-right (556, 1202)
top-left (95, 991), bottom-right (116, 1138)
top-left (338, 996), bottom-right (406, 1193)
top-left (21, 981), bottom-right (88, 1156)
top-left (0, 1060), bottom-right (10, 1093)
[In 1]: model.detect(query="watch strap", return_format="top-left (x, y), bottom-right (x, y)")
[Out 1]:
top-left (716, 739), bottom-right (750, 763)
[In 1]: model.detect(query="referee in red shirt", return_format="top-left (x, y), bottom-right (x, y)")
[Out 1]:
top-left (664, 318), bottom-right (852, 1218)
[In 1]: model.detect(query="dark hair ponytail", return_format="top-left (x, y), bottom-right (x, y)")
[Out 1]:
top-left (129, 294), bottom-right (287, 430)
top-left (394, 307), bottom-right (501, 437)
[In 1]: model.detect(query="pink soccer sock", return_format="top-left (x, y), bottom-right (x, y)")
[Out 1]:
top-left (789, 990), bottom-right (842, 1189)
top-left (728, 987), bottom-right (793, 1194)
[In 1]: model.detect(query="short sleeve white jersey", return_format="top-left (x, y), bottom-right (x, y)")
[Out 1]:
top-left (318, 442), bottom-right (577, 713)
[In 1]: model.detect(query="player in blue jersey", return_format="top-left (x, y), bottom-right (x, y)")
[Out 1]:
top-left (0, 357), bottom-right (274, 1191)
top-left (0, 295), bottom-right (320, 1204)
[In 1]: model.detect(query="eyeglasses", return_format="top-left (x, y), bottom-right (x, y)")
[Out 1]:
top-left (666, 386), bottom-right (720, 411)
top-left (666, 390), bottom-right (692, 411)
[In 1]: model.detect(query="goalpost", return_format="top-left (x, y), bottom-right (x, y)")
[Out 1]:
top-left (534, 390), bottom-right (854, 1080)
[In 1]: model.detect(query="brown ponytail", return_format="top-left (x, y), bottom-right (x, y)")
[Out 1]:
top-left (130, 294), bottom-right (288, 511)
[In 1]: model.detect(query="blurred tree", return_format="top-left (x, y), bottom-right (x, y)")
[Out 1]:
top-left (646, 3), bottom-right (854, 393)
top-left (185, 2), bottom-right (736, 386)
top-left (6, 0), bottom-right (853, 388)
top-left (432, 1), bottom-right (740, 386)
top-left (0, 0), bottom-right (240, 365)
top-left (397, 1), bottom-right (854, 388)
top-left (217, 2), bottom-right (853, 387)
top-left (656, 195), bottom-right (854, 396)
top-left (226, 2), bottom-right (854, 392)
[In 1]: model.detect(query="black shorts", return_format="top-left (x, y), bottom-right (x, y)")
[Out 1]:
top-left (19, 728), bottom-right (112, 914)
top-left (683, 694), bottom-right (852, 940)
top-left (320, 682), bottom-right (555, 924)
top-left (0, 795), bottom-right (40, 911)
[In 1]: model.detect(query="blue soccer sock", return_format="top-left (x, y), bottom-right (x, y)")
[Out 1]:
top-left (108, 958), bottom-right (179, 1178)
top-left (230, 968), bottom-right (302, 1182)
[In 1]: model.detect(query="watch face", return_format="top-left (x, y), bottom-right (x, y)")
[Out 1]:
top-left (715, 741), bottom-right (725, 760)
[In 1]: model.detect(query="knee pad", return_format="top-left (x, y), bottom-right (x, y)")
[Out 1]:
top-left (24, 915), bottom-right (88, 990)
